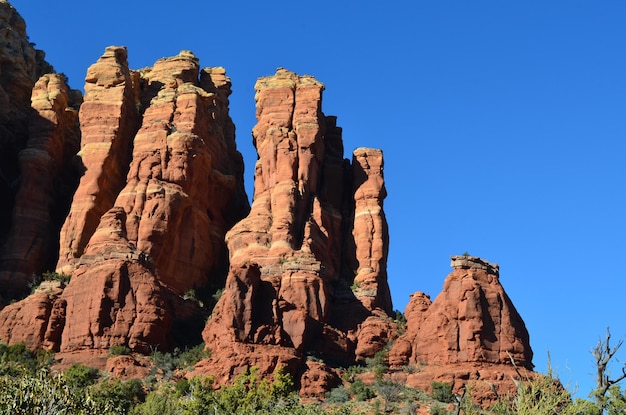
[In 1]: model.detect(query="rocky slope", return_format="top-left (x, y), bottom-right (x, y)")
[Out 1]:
top-left (0, 0), bottom-right (535, 404)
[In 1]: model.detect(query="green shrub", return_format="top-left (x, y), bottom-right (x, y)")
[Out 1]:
top-left (131, 385), bottom-right (179, 415)
top-left (430, 381), bottom-right (454, 403)
top-left (489, 373), bottom-right (575, 415)
top-left (350, 377), bottom-right (375, 401)
top-left (90, 378), bottom-right (146, 414)
top-left (179, 367), bottom-right (300, 415)
top-left (429, 402), bottom-right (449, 415)
top-left (366, 349), bottom-right (389, 381)
top-left (0, 342), bottom-right (41, 375)
top-left (0, 370), bottom-right (97, 414)
top-left (342, 363), bottom-right (365, 382)
top-left (394, 310), bottom-right (407, 334)
top-left (109, 345), bottom-right (132, 356)
top-left (41, 271), bottom-right (71, 284)
top-left (375, 380), bottom-right (405, 403)
top-left (326, 386), bottom-right (351, 403)
top-left (174, 378), bottom-right (190, 397)
top-left (151, 343), bottom-right (210, 379)
top-left (64, 363), bottom-right (99, 388)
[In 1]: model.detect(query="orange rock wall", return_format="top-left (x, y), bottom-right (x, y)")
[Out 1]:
top-left (0, 47), bottom-right (249, 355)
top-left (0, 3), bottom-right (536, 401)
top-left (199, 69), bottom-right (396, 386)
top-left (0, 2), bottom-right (80, 300)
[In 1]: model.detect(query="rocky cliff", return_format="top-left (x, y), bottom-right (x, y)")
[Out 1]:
top-left (195, 69), bottom-right (396, 388)
top-left (0, 1), bottom-right (535, 403)
top-left (0, 45), bottom-right (249, 358)
top-left (0, 1), bottom-right (80, 300)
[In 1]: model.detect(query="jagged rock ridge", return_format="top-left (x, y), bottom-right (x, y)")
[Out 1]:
top-left (0, 1), bottom-right (535, 402)
top-left (196, 69), bottom-right (396, 389)
top-left (0, 45), bottom-right (249, 358)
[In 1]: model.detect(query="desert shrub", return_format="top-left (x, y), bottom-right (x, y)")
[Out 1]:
top-left (64, 363), bottom-right (99, 387)
top-left (131, 384), bottom-right (180, 415)
top-left (90, 378), bottom-right (146, 414)
top-left (455, 384), bottom-right (481, 415)
top-left (0, 370), bottom-right (97, 414)
top-left (366, 348), bottom-right (389, 381)
top-left (0, 342), bottom-right (41, 375)
top-left (151, 343), bottom-right (210, 379)
top-left (429, 402), bottom-right (449, 415)
top-left (174, 378), bottom-right (190, 397)
top-left (376, 380), bottom-right (405, 403)
top-left (181, 367), bottom-right (299, 415)
top-left (326, 386), bottom-right (351, 403)
top-left (350, 377), bottom-right (375, 401)
top-left (394, 310), bottom-right (407, 334)
top-left (430, 381), bottom-right (454, 403)
top-left (341, 363), bottom-right (365, 382)
top-left (489, 373), bottom-right (574, 415)
top-left (181, 376), bottom-right (216, 414)
top-left (41, 271), bottom-right (71, 284)
top-left (108, 344), bottom-right (131, 356)
top-left (176, 343), bottom-right (210, 369)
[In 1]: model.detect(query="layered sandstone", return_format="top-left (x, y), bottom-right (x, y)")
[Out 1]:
top-left (197, 69), bottom-right (396, 388)
top-left (0, 1), bottom-right (54, 187)
top-left (389, 255), bottom-right (533, 402)
top-left (0, 2), bottom-right (79, 300)
top-left (0, 47), bottom-right (249, 357)
top-left (0, 4), bottom-right (537, 401)
top-left (0, 74), bottom-right (81, 299)
top-left (56, 46), bottom-right (140, 272)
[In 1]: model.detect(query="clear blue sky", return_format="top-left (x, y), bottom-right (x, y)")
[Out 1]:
top-left (11, 0), bottom-right (626, 399)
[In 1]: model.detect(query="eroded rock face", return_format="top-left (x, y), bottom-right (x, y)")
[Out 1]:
top-left (389, 255), bottom-right (533, 402)
top-left (0, 1), bottom-right (54, 192)
top-left (0, 6), bottom-right (536, 399)
top-left (0, 47), bottom-right (249, 356)
top-left (56, 46), bottom-right (140, 272)
top-left (0, 2), bottom-right (80, 301)
top-left (199, 69), bottom-right (396, 389)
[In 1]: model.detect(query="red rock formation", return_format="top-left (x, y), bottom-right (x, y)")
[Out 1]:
top-left (0, 47), bottom-right (249, 358)
top-left (0, 1), bottom-right (54, 185)
top-left (0, 6), bottom-right (537, 400)
top-left (0, 74), bottom-right (81, 298)
top-left (299, 361), bottom-right (341, 398)
top-left (198, 69), bottom-right (396, 390)
top-left (0, 281), bottom-right (64, 350)
top-left (389, 255), bottom-right (533, 402)
top-left (56, 46), bottom-right (139, 272)
top-left (0, 3), bottom-right (79, 301)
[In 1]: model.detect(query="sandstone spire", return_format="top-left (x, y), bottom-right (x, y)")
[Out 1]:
top-left (198, 69), bottom-right (396, 386)
top-left (0, 48), bottom-right (250, 356)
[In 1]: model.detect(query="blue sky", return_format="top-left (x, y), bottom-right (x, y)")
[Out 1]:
top-left (11, 0), bottom-right (626, 399)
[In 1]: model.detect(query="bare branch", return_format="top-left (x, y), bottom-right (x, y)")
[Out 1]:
top-left (591, 327), bottom-right (626, 412)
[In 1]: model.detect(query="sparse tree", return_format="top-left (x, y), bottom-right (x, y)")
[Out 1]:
top-left (590, 328), bottom-right (626, 414)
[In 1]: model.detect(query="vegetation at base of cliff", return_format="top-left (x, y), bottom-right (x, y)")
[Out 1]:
top-left (1, 331), bottom-right (626, 414)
